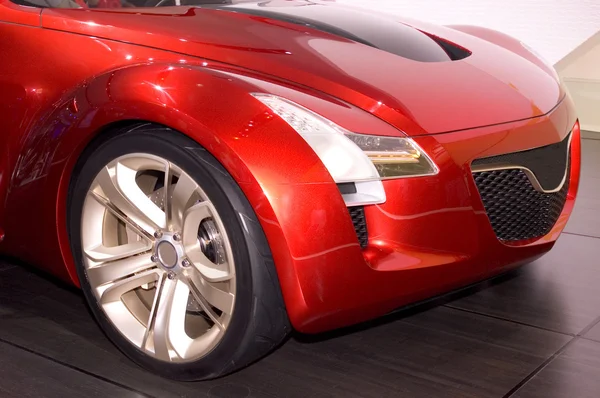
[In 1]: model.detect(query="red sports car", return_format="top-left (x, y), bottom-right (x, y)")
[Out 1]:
top-left (0, 0), bottom-right (580, 380)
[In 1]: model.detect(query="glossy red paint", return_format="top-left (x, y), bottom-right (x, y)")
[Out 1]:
top-left (39, 5), bottom-right (564, 136)
top-left (0, 0), bottom-right (40, 24)
top-left (0, 0), bottom-right (580, 333)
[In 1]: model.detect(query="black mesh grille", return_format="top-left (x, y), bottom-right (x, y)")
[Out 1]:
top-left (473, 161), bottom-right (570, 242)
top-left (348, 206), bottom-right (368, 248)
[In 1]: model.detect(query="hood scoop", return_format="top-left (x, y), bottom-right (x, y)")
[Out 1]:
top-left (212, 1), bottom-right (471, 62)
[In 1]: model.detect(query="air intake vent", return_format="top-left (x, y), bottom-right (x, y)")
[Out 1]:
top-left (348, 206), bottom-right (368, 248)
top-left (473, 160), bottom-right (570, 242)
top-left (471, 133), bottom-right (572, 242)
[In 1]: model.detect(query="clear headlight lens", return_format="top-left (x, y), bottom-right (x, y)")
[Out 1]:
top-left (252, 94), bottom-right (438, 184)
top-left (346, 134), bottom-right (438, 178)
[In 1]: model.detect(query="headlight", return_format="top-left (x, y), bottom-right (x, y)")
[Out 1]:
top-left (252, 94), bottom-right (438, 205)
top-left (346, 134), bottom-right (438, 178)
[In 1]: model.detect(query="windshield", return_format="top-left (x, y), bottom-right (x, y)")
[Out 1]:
top-left (11, 0), bottom-right (257, 9)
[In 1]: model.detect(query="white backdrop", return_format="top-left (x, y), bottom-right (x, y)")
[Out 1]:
top-left (336, 0), bottom-right (600, 65)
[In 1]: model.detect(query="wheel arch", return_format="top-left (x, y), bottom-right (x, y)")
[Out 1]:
top-left (4, 63), bottom-right (360, 330)
top-left (49, 63), bottom-right (311, 286)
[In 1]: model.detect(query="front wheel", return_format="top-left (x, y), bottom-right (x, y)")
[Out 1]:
top-left (67, 124), bottom-right (290, 380)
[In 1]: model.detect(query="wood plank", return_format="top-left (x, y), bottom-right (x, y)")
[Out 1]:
top-left (583, 322), bottom-right (600, 343)
top-left (0, 265), bottom-right (569, 398)
top-left (448, 234), bottom-right (600, 335)
top-left (514, 338), bottom-right (600, 398)
top-left (565, 206), bottom-right (600, 238)
top-left (0, 340), bottom-right (139, 398)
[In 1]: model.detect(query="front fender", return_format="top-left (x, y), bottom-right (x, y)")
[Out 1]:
top-left (3, 62), bottom-right (396, 329)
top-left (53, 64), bottom-right (337, 186)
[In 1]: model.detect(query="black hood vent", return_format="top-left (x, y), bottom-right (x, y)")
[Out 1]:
top-left (208, 1), bottom-right (471, 62)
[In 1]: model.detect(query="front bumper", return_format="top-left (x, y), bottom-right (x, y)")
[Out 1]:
top-left (253, 97), bottom-right (580, 334)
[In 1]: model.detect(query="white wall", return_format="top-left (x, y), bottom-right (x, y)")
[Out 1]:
top-left (559, 32), bottom-right (600, 80)
top-left (337, 0), bottom-right (600, 66)
top-left (556, 32), bottom-right (600, 133)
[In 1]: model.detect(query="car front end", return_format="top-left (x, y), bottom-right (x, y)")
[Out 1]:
top-left (246, 83), bottom-right (579, 333)
top-left (24, 0), bottom-right (581, 334)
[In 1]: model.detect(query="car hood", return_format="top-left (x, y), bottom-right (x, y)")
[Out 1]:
top-left (41, 1), bottom-right (563, 135)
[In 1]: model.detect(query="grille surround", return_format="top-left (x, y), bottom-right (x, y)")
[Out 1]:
top-left (348, 206), bottom-right (368, 248)
top-left (472, 139), bottom-right (571, 243)
top-left (472, 134), bottom-right (571, 192)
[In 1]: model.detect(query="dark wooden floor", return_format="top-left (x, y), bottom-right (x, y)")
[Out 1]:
top-left (1, 137), bottom-right (599, 398)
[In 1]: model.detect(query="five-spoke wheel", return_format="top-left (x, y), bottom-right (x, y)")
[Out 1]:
top-left (68, 125), bottom-right (289, 380)
top-left (81, 153), bottom-right (235, 362)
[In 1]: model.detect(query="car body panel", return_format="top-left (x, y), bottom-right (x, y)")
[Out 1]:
top-left (0, 1), bottom-right (40, 25)
top-left (40, 2), bottom-right (563, 135)
top-left (0, 0), bottom-right (580, 333)
top-left (0, 21), bottom-right (201, 278)
top-left (253, 100), bottom-right (580, 332)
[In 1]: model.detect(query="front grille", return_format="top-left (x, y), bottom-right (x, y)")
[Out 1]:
top-left (473, 161), bottom-right (570, 242)
top-left (472, 133), bottom-right (571, 191)
top-left (348, 206), bottom-right (368, 248)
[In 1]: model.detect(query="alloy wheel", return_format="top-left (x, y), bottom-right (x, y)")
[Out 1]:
top-left (80, 153), bottom-right (235, 362)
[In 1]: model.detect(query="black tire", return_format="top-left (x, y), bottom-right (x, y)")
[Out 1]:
top-left (67, 123), bottom-right (291, 380)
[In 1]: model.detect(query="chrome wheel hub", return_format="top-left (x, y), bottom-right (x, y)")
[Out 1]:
top-left (153, 232), bottom-right (185, 270)
top-left (80, 153), bottom-right (236, 363)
